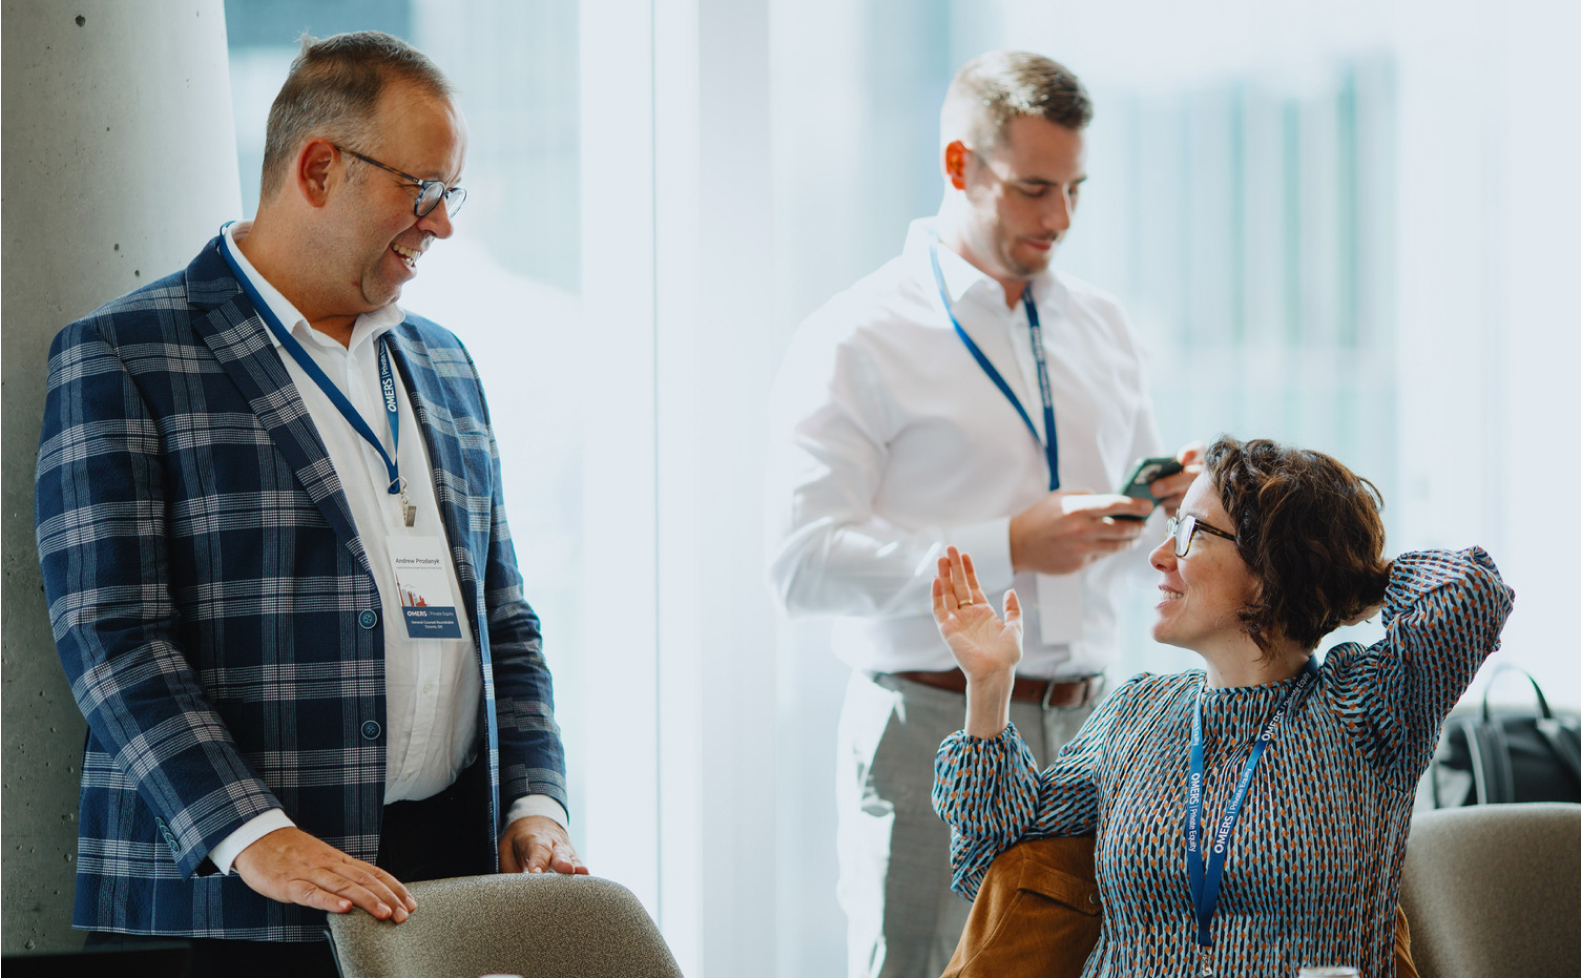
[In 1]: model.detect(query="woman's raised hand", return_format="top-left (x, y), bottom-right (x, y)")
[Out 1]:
top-left (932, 546), bottom-right (1023, 683)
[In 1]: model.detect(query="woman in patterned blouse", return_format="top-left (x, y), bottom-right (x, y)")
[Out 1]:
top-left (930, 436), bottom-right (1513, 977)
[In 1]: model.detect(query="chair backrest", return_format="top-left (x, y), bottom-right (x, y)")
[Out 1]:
top-left (327, 874), bottom-right (685, 978)
top-left (1399, 803), bottom-right (1581, 978)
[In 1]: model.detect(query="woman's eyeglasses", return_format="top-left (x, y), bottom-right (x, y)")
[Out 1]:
top-left (1165, 514), bottom-right (1237, 557)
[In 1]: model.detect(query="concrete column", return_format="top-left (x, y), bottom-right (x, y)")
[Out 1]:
top-left (2, 0), bottom-right (240, 953)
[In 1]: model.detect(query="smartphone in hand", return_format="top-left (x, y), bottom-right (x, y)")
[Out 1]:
top-left (1112, 456), bottom-right (1184, 520)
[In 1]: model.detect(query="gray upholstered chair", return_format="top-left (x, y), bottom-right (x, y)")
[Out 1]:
top-left (1399, 803), bottom-right (1581, 978)
top-left (326, 873), bottom-right (684, 978)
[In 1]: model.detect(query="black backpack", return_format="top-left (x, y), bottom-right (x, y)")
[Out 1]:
top-left (1427, 666), bottom-right (1581, 807)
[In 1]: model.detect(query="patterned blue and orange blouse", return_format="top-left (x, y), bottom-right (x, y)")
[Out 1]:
top-left (933, 548), bottom-right (1514, 978)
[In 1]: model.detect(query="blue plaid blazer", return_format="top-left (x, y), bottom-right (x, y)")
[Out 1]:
top-left (34, 236), bottom-right (567, 940)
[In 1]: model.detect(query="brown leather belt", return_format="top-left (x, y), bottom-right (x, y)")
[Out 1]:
top-left (892, 669), bottom-right (1104, 709)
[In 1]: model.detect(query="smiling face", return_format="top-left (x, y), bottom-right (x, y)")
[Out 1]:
top-left (957, 115), bottom-right (1085, 283)
top-left (330, 80), bottom-right (466, 313)
top-left (1147, 475), bottom-right (1260, 654)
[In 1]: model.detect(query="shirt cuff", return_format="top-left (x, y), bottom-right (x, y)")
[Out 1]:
top-left (948, 516), bottom-right (1015, 595)
top-left (209, 809), bottom-right (296, 875)
top-left (504, 794), bottom-right (570, 832)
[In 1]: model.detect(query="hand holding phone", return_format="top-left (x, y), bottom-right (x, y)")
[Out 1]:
top-left (1113, 456), bottom-right (1185, 520)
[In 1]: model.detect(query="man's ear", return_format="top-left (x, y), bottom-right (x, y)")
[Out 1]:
top-left (943, 140), bottom-right (969, 191)
top-left (295, 138), bottom-right (339, 208)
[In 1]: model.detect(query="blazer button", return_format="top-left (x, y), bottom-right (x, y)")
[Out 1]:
top-left (360, 720), bottom-right (382, 741)
top-left (358, 609), bottom-right (378, 629)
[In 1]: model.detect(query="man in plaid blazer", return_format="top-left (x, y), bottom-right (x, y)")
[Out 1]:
top-left (34, 32), bottom-right (578, 975)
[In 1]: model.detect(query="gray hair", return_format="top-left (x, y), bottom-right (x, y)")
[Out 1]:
top-left (940, 50), bottom-right (1092, 154)
top-left (259, 30), bottom-right (455, 199)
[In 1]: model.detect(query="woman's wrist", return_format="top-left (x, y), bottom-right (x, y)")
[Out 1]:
top-left (963, 669), bottom-right (1015, 740)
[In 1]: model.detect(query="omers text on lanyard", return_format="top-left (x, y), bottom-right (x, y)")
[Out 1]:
top-left (218, 230), bottom-right (416, 527)
top-left (927, 238), bottom-right (1061, 491)
top-left (1185, 657), bottom-right (1319, 976)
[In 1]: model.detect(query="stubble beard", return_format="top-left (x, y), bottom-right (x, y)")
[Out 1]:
top-left (362, 278), bottom-right (401, 311)
top-left (997, 235), bottom-right (1054, 280)
top-left (361, 252), bottom-right (408, 311)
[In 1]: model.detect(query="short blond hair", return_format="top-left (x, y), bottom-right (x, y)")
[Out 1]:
top-left (940, 50), bottom-right (1092, 153)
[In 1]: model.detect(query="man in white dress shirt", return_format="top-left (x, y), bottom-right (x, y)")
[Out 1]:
top-left (767, 51), bottom-right (1199, 978)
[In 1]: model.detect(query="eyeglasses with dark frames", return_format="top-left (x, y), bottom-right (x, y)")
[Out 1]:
top-left (335, 145), bottom-right (467, 219)
top-left (1165, 514), bottom-right (1237, 558)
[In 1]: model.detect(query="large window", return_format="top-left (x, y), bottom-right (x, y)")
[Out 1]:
top-left (765, 3), bottom-right (1571, 976)
top-left (1071, 59), bottom-right (1400, 678)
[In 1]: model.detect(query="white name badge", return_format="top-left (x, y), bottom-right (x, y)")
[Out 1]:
top-left (1036, 572), bottom-right (1084, 646)
top-left (386, 536), bottom-right (464, 640)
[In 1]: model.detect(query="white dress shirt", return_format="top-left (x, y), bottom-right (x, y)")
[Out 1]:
top-left (209, 223), bottom-right (565, 875)
top-left (767, 218), bottom-right (1164, 679)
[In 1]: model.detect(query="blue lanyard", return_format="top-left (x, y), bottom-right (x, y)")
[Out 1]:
top-left (218, 231), bottom-right (411, 522)
top-left (1186, 659), bottom-right (1318, 955)
top-left (927, 240), bottom-right (1060, 491)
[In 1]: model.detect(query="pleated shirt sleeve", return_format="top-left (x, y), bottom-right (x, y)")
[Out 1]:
top-left (932, 675), bottom-right (1149, 899)
top-left (1320, 547), bottom-right (1514, 789)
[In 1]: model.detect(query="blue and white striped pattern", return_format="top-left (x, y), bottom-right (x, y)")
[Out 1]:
top-left (35, 236), bottom-right (566, 940)
top-left (934, 548), bottom-right (1513, 977)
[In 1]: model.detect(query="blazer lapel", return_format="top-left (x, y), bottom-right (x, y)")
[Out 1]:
top-left (182, 236), bottom-right (374, 575)
top-left (383, 324), bottom-right (499, 829)
top-left (382, 325), bottom-right (483, 629)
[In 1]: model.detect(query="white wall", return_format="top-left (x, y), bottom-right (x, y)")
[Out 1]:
top-left (576, 0), bottom-right (663, 926)
top-left (652, 0), bottom-right (784, 974)
top-left (1485, 0), bottom-right (1581, 706)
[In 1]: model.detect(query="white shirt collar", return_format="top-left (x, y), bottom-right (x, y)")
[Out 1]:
top-left (903, 216), bottom-right (1060, 316)
top-left (222, 221), bottom-right (404, 355)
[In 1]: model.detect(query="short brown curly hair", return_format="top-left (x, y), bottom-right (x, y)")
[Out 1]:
top-left (1204, 436), bottom-right (1391, 655)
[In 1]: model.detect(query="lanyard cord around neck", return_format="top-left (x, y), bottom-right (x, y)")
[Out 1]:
top-left (1185, 658), bottom-right (1319, 959)
top-left (218, 229), bottom-right (412, 523)
top-left (927, 237), bottom-right (1060, 491)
